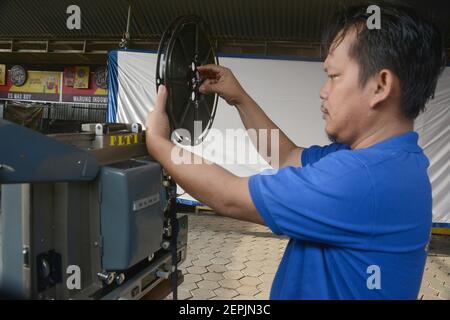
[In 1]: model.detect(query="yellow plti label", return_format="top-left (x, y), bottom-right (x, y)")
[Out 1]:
top-left (109, 134), bottom-right (139, 147)
top-left (432, 227), bottom-right (450, 235)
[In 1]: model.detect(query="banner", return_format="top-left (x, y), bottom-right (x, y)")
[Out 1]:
top-left (107, 50), bottom-right (156, 123)
top-left (0, 64), bottom-right (6, 85)
top-left (0, 70), bottom-right (61, 102)
top-left (62, 72), bottom-right (108, 104)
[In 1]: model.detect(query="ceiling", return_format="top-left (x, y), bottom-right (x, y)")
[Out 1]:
top-left (0, 0), bottom-right (449, 64)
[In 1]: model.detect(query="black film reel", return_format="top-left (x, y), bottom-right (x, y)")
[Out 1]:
top-left (156, 15), bottom-right (219, 146)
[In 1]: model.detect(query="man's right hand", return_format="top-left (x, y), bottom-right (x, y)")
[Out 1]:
top-left (198, 64), bottom-right (250, 107)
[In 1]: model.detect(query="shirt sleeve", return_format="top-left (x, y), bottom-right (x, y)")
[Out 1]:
top-left (249, 150), bottom-right (374, 249)
top-left (301, 143), bottom-right (350, 166)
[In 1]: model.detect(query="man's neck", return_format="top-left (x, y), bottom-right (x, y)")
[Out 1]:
top-left (350, 118), bottom-right (414, 150)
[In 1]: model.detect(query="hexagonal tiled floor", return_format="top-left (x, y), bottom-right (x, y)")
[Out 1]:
top-left (164, 211), bottom-right (288, 300)
top-left (164, 211), bottom-right (450, 300)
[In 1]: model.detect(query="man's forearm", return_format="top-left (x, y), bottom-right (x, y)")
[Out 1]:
top-left (235, 95), bottom-right (302, 167)
top-left (147, 136), bottom-right (264, 225)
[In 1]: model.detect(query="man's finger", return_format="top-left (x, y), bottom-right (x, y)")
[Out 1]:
top-left (199, 79), bottom-right (220, 94)
top-left (198, 70), bottom-right (215, 81)
top-left (197, 64), bottom-right (222, 79)
top-left (154, 85), bottom-right (168, 112)
top-left (197, 64), bottom-right (222, 73)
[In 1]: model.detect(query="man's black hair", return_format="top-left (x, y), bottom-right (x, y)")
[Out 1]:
top-left (324, 2), bottom-right (446, 119)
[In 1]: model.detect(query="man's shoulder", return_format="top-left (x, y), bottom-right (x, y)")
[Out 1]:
top-left (299, 147), bottom-right (370, 185)
top-left (301, 142), bottom-right (350, 166)
top-left (302, 143), bottom-right (416, 182)
top-left (351, 144), bottom-right (425, 169)
top-left (314, 141), bottom-right (421, 169)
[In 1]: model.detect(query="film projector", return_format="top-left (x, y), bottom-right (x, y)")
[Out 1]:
top-left (0, 15), bottom-right (218, 299)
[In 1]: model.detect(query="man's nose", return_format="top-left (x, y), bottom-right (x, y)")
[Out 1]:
top-left (320, 82), bottom-right (329, 100)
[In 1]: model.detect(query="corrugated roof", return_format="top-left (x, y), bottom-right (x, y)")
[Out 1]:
top-left (0, 0), bottom-right (449, 46)
top-left (0, 0), bottom-right (129, 39)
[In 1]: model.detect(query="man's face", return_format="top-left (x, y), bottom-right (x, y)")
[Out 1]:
top-left (320, 29), bottom-right (373, 146)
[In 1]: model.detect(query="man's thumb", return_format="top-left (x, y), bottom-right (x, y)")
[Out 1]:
top-left (155, 85), bottom-right (168, 111)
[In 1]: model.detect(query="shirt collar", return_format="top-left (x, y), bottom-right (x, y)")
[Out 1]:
top-left (366, 131), bottom-right (422, 153)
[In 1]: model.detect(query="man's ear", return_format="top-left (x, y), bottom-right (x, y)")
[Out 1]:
top-left (369, 69), bottom-right (399, 109)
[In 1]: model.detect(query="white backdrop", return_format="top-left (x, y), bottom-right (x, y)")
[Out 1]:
top-left (415, 68), bottom-right (450, 224)
top-left (107, 50), bottom-right (449, 224)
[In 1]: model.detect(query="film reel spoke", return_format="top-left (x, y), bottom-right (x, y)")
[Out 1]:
top-left (179, 100), bottom-right (193, 129)
top-left (194, 102), bottom-right (200, 122)
top-left (200, 97), bottom-right (212, 115)
top-left (201, 47), bottom-right (212, 65)
top-left (195, 24), bottom-right (200, 59)
top-left (178, 37), bottom-right (193, 66)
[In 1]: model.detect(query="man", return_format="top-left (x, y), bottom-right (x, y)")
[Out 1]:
top-left (146, 4), bottom-right (446, 299)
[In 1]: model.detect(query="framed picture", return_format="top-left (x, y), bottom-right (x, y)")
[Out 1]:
top-left (64, 67), bottom-right (76, 87)
top-left (74, 66), bottom-right (90, 89)
top-left (95, 66), bottom-right (108, 89)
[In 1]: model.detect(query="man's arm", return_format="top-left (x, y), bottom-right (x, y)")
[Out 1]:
top-left (146, 85), bottom-right (263, 225)
top-left (198, 64), bottom-right (304, 168)
top-left (149, 136), bottom-right (263, 225)
top-left (235, 94), bottom-right (304, 168)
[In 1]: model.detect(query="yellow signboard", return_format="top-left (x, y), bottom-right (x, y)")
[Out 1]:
top-left (8, 70), bottom-right (60, 93)
top-left (0, 70), bottom-right (61, 101)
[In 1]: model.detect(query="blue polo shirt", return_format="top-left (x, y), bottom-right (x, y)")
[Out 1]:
top-left (248, 131), bottom-right (432, 299)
